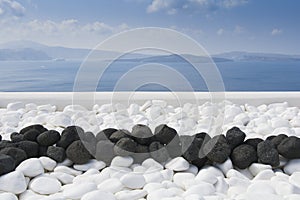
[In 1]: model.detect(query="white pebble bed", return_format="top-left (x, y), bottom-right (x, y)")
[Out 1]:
top-left (1, 100), bottom-right (300, 199)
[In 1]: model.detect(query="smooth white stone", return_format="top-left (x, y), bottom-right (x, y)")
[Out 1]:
top-left (216, 158), bottom-right (233, 175)
top-left (143, 171), bottom-right (164, 183)
top-left (54, 166), bottom-right (82, 176)
top-left (142, 158), bottom-right (164, 170)
top-left (0, 193), bottom-right (18, 200)
top-left (7, 102), bottom-right (24, 111)
top-left (140, 101), bottom-right (152, 111)
top-left (173, 173), bottom-right (195, 188)
top-left (143, 183), bottom-right (163, 193)
top-left (289, 172), bottom-right (300, 188)
top-left (215, 177), bottom-right (229, 194)
top-left (93, 170), bottom-right (110, 185)
top-left (165, 157), bottom-right (190, 171)
top-left (50, 172), bottom-right (74, 185)
top-left (284, 159), bottom-right (300, 175)
top-left (274, 181), bottom-right (295, 195)
top-left (249, 163), bottom-right (272, 176)
top-left (227, 177), bottom-right (251, 188)
top-left (19, 190), bottom-right (45, 200)
top-left (56, 158), bottom-right (73, 167)
top-left (285, 194), bottom-right (300, 200)
top-left (74, 159), bottom-right (106, 171)
top-left (226, 169), bottom-right (249, 180)
top-left (82, 190), bottom-right (116, 200)
top-left (271, 118), bottom-right (290, 128)
top-left (63, 182), bottom-right (97, 199)
top-left (227, 186), bottom-right (247, 198)
top-left (39, 157), bottom-right (57, 171)
top-left (111, 156), bottom-right (134, 167)
top-left (97, 178), bottom-right (124, 193)
top-left (195, 169), bottom-right (218, 184)
top-left (29, 176), bottom-right (61, 195)
top-left (120, 173), bottom-right (146, 189)
top-left (183, 182), bottom-right (216, 196)
top-left (37, 104), bottom-right (56, 112)
top-left (184, 164), bottom-right (198, 175)
top-left (247, 181), bottom-right (276, 194)
top-left (115, 189), bottom-right (147, 200)
top-left (237, 168), bottom-right (254, 179)
top-left (133, 165), bottom-right (147, 173)
top-left (184, 194), bottom-right (205, 200)
top-left (25, 103), bottom-right (37, 111)
top-left (0, 171), bottom-right (27, 194)
top-left (161, 169), bottom-right (174, 181)
top-left (147, 188), bottom-right (174, 200)
top-left (253, 169), bottom-right (275, 180)
top-left (236, 193), bottom-right (283, 200)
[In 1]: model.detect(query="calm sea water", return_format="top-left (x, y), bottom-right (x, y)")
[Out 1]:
top-left (0, 60), bottom-right (299, 92)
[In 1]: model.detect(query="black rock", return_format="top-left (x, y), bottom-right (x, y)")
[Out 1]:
top-left (195, 132), bottom-right (211, 142)
top-left (47, 146), bottom-right (66, 163)
top-left (231, 144), bottom-right (257, 169)
top-left (131, 124), bottom-right (154, 145)
top-left (0, 154), bottom-right (16, 176)
top-left (226, 127), bottom-right (246, 149)
top-left (10, 132), bottom-right (24, 142)
top-left (244, 138), bottom-right (264, 149)
top-left (0, 134), bottom-right (1, 141)
top-left (149, 141), bottom-right (169, 163)
top-left (20, 124), bottom-right (47, 135)
top-left (165, 133), bottom-right (182, 159)
top-left (96, 140), bottom-right (115, 165)
top-left (266, 135), bottom-right (276, 141)
top-left (271, 134), bottom-right (288, 148)
top-left (98, 128), bottom-right (117, 141)
top-left (37, 130), bottom-right (61, 146)
top-left (23, 129), bottom-right (41, 141)
top-left (16, 141), bottom-right (39, 158)
top-left (81, 131), bottom-right (97, 156)
top-left (39, 146), bottom-right (48, 157)
top-left (257, 140), bottom-right (279, 167)
top-left (203, 135), bottom-right (231, 164)
top-left (277, 136), bottom-right (300, 159)
top-left (109, 130), bottom-right (130, 143)
top-left (56, 126), bottom-right (82, 149)
top-left (0, 140), bottom-right (15, 151)
top-left (0, 147), bottom-right (27, 165)
top-left (114, 137), bottom-right (137, 156)
top-left (154, 124), bottom-right (178, 145)
top-left (66, 140), bottom-right (91, 164)
top-left (133, 144), bottom-right (150, 163)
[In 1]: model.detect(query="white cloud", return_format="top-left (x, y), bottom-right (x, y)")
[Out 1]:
top-left (0, 0), bottom-right (25, 17)
top-left (234, 25), bottom-right (244, 34)
top-left (147, 0), bottom-right (174, 13)
top-left (271, 28), bottom-right (282, 36)
top-left (217, 28), bottom-right (224, 35)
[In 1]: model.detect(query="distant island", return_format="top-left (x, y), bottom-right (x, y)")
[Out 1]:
top-left (0, 40), bottom-right (300, 62)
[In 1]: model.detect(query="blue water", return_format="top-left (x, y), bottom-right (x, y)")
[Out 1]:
top-left (0, 60), bottom-right (299, 92)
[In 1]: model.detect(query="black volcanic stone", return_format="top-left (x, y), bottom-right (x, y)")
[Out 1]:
top-left (195, 132), bottom-right (211, 142)
top-left (98, 128), bottom-right (117, 141)
top-left (37, 130), bottom-right (61, 146)
top-left (0, 140), bottom-right (15, 150)
top-left (271, 134), bottom-right (288, 148)
top-left (165, 133), bottom-right (181, 158)
top-left (226, 127), bottom-right (246, 149)
top-left (133, 144), bottom-right (150, 163)
top-left (10, 132), bottom-right (24, 142)
top-left (244, 138), bottom-right (264, 149)
top-left (266, 135), bottom-right (276, 141)
top-left (20, 124), bottom-right (47, 135)
top-left (203, 135), bottom-right (231, 163)
top-left (0, 135), bottom-right (1, 141)
top-left (23, 129), bottom-right (41, 141)
top-left (0, 154), bottom-right (16, 176)
top-left (16, 141), bottom-right (39, 158)
top-left (231, 144), bottom-right (257, 169)
top-left (39, 146), bottom-right (48, 157)
top-left (154, 124), bottom-right (178, 145)
top-left (277, 136), bottom-right (300, 159)
top-left (149, 141), bottom-right (169, 163)
top-left (56, 126), bottom-right (82, 149)
top-left (109, 130), bottom-right (130, 143)
top-left (131, 124), bottom-right (154, 145)
top-left (114, 137), bottom-right (137, 156)
top-left (81, 132), bottom-right (97, 156)
top-left (47, 146), bottom-right (66, 163)
top-left (257, 140), bottom-right (279, 167)
top-left (66, 140), bottom-right (91, 164)
top-left (96, 140), bottom-right (115, 165)
top-left (0, 147), bottom-right (27, 165)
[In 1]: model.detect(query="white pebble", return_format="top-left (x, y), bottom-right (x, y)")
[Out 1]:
top-left (115, 189), bottom-right (147, 200)
top-left (0, 171), bottom-right (27, 194)
top-left (284, 159), bottom-right (300, 175)
top-left (29, 176), bottom-right (61, 195)
top-left (63, 182), bottom-right (97, 199)
top-left (97, 178), bottom-right (124, 193)
top-left (111, 156), bottom-right (134, 167)
top-left (82, 190), bottom-right (116, 200)
top-left (16, 158), bottom-right (44, 177)
top-left (165, 157), bottom-right (190, 171)
top-left (74, 159), bottom-right (106, 171)
top-left (120, 173), bottom-right (146, 189)
top-left (289, 172), bottom-right (300, 188)
top-left (7, 102), bottom-right (24, 111)
top-left (249, 163), bottom-right (272, 176)
top-left (0, 193), bottom-right (18, 200)
top-left (39, 157), bottom-right (57, 171)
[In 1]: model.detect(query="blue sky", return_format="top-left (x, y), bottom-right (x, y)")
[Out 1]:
top-left (0, 0), bottom-right (299, 54)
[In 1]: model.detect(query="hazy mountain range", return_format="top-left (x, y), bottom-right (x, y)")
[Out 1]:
top-left (0, 40), bottom-right (299, 62)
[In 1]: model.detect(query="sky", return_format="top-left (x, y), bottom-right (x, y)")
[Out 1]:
top-left (0, 0), bottom-right (299, 54)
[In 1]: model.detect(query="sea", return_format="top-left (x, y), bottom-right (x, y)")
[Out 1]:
top-left (0, 60), bottom-right (299, 92)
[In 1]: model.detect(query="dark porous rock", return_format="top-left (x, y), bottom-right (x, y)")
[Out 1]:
top-left (244, 138), bottom-right (264, 149)
top-left (66, 140), bottom-right (91, 164)
top-left (110, 130), bottom-right (130, 143)
top-left (277, 136), bottom-right (300, 159)
top-left (226, 127), bottom-right (246, 149)
top-left (23, 129), bottom-right (41, 141)
top-left (96, 140), bottom-right (115, 165)
top-left (195, 132), bottom-right (211, 143)
top-left (131, 124), bottom-right (154, 145)
top-left (149, 141), bottom-right (170, 163)
top-left (0, 135), bottom-right (1, 141)
top-left (81, 132), bottom-right (97, 156)
top-left (271, 134), bottom-right (288, 148)
top-left (10, 132), bottom-right (24, 142)
top-left (165, 134), bottom-right (182, 159)
top-left (47, 146), bottom-right (66, 163)
top-left (56, 126), bottom-right (82, 149)
top-left (154, 124), bottom-right (178, 145)
top-left (231, 144), bottom-right (257, 169)
top-left (0, 154), bottom-right (16, 176)
top-left (39, 146), bottom-right (48, 157)
top-left (0, 140), bottom-right (15, 151)
top-left (114, 137), bottom-right (137, 156)
top-left (133, 144), bottom-right (150, 163)
top-left (0, 147), bottom-right (27, 165)
top-left (257, 140), bottom-right (279, 167)
top-left (20, 124), bottom-right (47, 135)
top-left (266, 135), bottom-right (276, 141)
top-left (98, 128), bottom-right (117, 141)
top-left (16, 141), bottom-right (39, 158)
top-left (203, 135), bottom-right (231, 164)
top-left (37, 130), bottom-right (61, 146)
